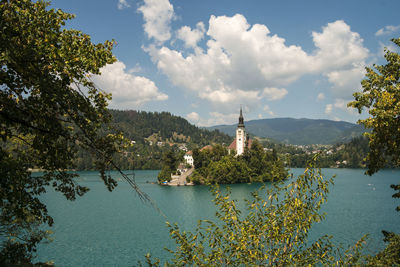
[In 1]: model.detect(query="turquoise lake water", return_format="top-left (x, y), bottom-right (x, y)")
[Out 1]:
top-left (36, 168), bottom-right (400, 266)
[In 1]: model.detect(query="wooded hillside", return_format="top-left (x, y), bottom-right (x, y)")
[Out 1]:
top-left (73, 110), bottom-right (231, 170)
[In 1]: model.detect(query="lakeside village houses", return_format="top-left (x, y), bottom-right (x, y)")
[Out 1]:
top-left (184, 150), bottom-right (194, 166)
top-left (183, 107), bottom-right (252, 168)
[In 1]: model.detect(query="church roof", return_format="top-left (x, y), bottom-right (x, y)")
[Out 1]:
top-left (247, 138), bottom-right (253, 148)
top-left (228, 139), bottom-right (236, 150)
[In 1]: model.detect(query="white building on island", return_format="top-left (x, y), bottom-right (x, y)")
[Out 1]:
top-left (228, 107), bottom-right (252, 156)
top-left (184, 151), bottom-right (194, 166)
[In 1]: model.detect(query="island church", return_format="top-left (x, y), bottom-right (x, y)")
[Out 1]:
top-left (228, 107), bottom-right (252, 155)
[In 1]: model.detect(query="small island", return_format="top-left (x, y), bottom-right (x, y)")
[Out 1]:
top-left (158, 107), bottom-right (287, 185)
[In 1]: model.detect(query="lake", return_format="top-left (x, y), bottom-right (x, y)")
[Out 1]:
top-left (36, 168), bottom-right (400, 266)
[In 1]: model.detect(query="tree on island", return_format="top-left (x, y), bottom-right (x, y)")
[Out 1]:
top-left (190, 140), bottom-right (287, 184)
top-left (0, 0), bottom-right (147, 264)
top-left (348, 37), bottom-right (400, 265)
top-left (157, 150), bottom-right (183, 183)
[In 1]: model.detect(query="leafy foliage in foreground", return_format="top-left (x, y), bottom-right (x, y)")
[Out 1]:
top-left (348, 36), bottom-right (400, 222)
top-left (349, 37), bottom-right (400, 176)
top-left (0, 0), bottom-right (146, 263)
top-left (365, 230), bottom-right (400, 266)
top-left (144, 158), bottom-right (367, 266)
top-left (348, 37), bottom-right (400, 266)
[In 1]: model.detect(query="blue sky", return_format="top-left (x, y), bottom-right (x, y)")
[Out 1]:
top-left (51, 0), bottom-right (400, 126)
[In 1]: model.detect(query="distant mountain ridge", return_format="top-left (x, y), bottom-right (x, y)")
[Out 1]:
top-left (207, 118), bottom-right (365, 145)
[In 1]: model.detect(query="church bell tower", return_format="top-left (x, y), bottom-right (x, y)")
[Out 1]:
top-left (236, 106), bottom-right (246, 155)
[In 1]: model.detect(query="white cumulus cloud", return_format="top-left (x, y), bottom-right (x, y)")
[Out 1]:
top-left (312, 20), bottom-right (368, 71)
top-left (375, 25), bottom-right (400, 36)
top-left (93, 61), bottom-right (168, 109)
top-left (325, 98), bottom-right (357, 116)
top-left (177, 22), bottom-right (205, 49)
top-left (378, 41), bottom-right (400, 57)
top-left (145, 13), bottom-right (369, 110)
top-left (263, 105), bottom-right (275, 116)
top-left (187, 111), bottom-right (240, 126)
top-left (138, 0), bottom-right (370, 115)
top-left (317, 93), bottom-right (325, 101)
top-left (206, 14), bottom-right (311, 87)
top-left (128, 63), bottom-right (142, 73)
top-left (117, 0), bottom-right (130, 10)
top-left (138, 0), bottom-right (174, 43)
top-left (325, 104), bottom-right (333, 114)
top-left (186, 112), bottom-right (200, 123)
top-left (333, 98), bottom-right (347, 110)
top-left (262, 87), bottom-right (288, 101)
top-left (199, 112), bottom-right (238, 126)
top-left (325, 64), bottom-right (365, 98)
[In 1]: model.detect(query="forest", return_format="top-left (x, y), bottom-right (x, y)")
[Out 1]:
top-left (109, 110), bottom-right (231, 146)
top-left (72, 110), bottom-right (231, 170)
top-left (72, 109), bottom-right (379, 171)
top-left (74, 112), bottom-right (382, 171)
top-left (278, 136), bottom-right (370, 168)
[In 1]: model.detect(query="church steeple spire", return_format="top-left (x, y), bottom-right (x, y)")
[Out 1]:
top-left (238, 105), bottom-right (244, 127)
